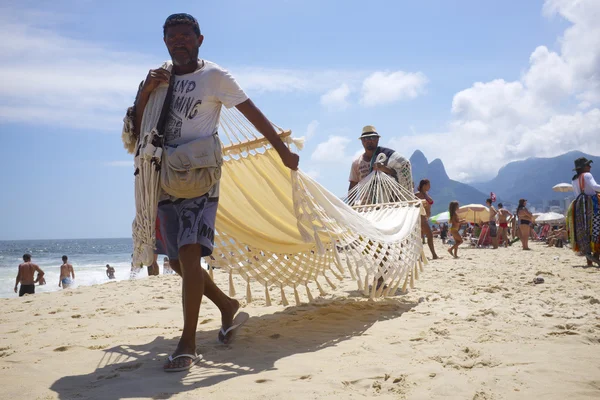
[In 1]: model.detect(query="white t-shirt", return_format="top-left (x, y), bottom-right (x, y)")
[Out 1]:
top-left (572, 172), bottom-right (600, 196)
top-left (164, 60), bottom-right (248, 146)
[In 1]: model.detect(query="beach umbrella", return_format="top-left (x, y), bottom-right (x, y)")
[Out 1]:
top-left (535, 212), bottom-right (565, 224)
top-left (552, 183), bottom-right (573, 193)
top-left (457, 204), bottom-right (489, 224)
top-left (430, 211), bottom-right (450, 224)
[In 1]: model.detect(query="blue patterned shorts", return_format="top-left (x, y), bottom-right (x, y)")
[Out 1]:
top-left (157, 190), bottom-right (218, 260)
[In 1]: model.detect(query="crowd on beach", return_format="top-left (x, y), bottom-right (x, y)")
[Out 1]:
top-left (414, 157), bottom-right (599, 264)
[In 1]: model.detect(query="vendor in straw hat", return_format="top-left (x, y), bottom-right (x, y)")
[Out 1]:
top-left (348, 125), bottom-right (412, 193)
top-left (568, 157), bottom-right (600, 266)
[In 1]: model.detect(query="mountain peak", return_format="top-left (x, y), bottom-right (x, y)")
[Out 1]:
top-left (428, 158), bottom-right (449, 181)
top-left (410, 150), bottom-right (428, 164)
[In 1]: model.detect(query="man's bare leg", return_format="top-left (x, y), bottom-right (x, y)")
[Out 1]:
top-left (492, 235), bottom-right (498, 249)
top-left (169, 249), bottom-right (239, 350)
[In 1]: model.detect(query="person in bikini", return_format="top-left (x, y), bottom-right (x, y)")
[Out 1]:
top-left (59, 255), bottom-right (75, 289)
top-left (14, 254), bottom-right (45, 296)
top-left (517, 199), bottom-right (534, 250)
top-left (496, 203), bottom-right (513, 248)
top-left (485, 198), bottom-right (499, 249)
top-left (415, 179), bottom-right (439, 259)
top-left (448, 201), bottom-right (466, 258)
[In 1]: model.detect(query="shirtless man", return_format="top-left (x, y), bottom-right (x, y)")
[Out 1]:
top-left (14, 254), bottom-right (45, 296)
top-left (496, 203), bottom-right (513, 248)
top-left (59, 255), bottom-right (75, 289)
top-left (106, 264), bottom-right (116, 279)
top-left (485, 198), bottom-right (499, 249)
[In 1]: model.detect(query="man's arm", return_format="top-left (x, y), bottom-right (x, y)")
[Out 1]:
top-left (70, 265), bottom-right (75, 280)
top-left (372, 163), bottom-right (394, 175)
top-left (235, 99), bottom-right (299, 170)
top-left (33, 265), bottom-right (45, 285)
top-left (586, 173), bottom-right (600, 192)
top-left (14, 268), bottom-right (20, 293)
top-left (349, 181), bottom-right (358, 192)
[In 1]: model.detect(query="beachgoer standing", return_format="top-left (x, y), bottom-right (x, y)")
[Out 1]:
top-left (415, 179), bottom-right (439, 259)
top-left (517, 199), bottom-right (533, 250)
top-left (440, 223), bottom-right (448, 244)
top-left (59, 255), bottom-right (75, 289)
top-left (123, 13), bottom-right (299, 372)
top-left (569, 157), bottom-right (600, 265)
top-left (14, 254), bottom-right (45, 296)
top-left (497, 203), bottom-right (513, 248)
top-left (448, 201), bottom-right (466, 258)
top-left (106, 264), bottom-right (116, 279)
top-left (485, 198), bottom-right (499, 249)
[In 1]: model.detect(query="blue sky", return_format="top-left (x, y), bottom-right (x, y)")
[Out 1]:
top-left (1, 0), bottom-right (599, 240)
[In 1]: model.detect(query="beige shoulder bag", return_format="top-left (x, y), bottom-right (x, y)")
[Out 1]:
top-left (161, 133), bottom-right (223, 198)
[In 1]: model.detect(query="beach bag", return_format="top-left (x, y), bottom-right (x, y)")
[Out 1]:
top-left (161, 133), bottom-right (223, 198)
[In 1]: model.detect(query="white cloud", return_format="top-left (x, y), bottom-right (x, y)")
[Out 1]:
top-left (304, 120), bottom-right (319, 141)
top-left (390, 0), bottom-right (600, 182)
top-left (360, 70), bottom-right (428, 107)
top-left (320, 83), bottom-right (351, 110)
top-left (311, 136), bottom-right (352, 164)
top-left (105, 161), bottom-right (134, 167)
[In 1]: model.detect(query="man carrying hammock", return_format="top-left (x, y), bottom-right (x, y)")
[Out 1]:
top-left (569, 157), bottom-right (600, 266)
top-left (348, 125), bottom-right (412, 193)
top-left (125, 13), bottom-right (299, 372)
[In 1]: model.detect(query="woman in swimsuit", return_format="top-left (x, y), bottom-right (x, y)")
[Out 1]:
top-left (448, 201), bottom-right (466, 258)
top-left (516, 199), bottom-right (533, 250)
top-left (415, 179), bottom-right (438, 259)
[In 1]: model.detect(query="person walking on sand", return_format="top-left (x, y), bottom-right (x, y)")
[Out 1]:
top-left (122, 13), bottom-right (299, 372)
top-left (517, 199), bottom-right (534, 250)
top-left (448, 201), bottom-right (466, 258)
top-left (59, 255), bottom-right (75, 289)
top-left (415, 179), bottom-right (439, 259)
top-left (497, 203), bottom-right (513, 248)
top-left (14, 254), bottom-right (45, 296)
top-left (106, 264), bottom-right (116, 279)
top-left (485, 198), bottom-right (499, 249)
top-left (569, 157), bottom-right (600, 266)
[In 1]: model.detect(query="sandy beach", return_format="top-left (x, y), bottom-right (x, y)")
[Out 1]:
top-left (1, 239), bottom-right (599, 400)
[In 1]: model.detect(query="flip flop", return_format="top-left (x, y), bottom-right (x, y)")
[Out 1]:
top-left (163, 353), bottom-right (201, 372)
top-left (218, 312), bottom-right (249, 345)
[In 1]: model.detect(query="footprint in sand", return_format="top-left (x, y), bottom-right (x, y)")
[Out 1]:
top-left (54, 346), bottom-right (70, 352)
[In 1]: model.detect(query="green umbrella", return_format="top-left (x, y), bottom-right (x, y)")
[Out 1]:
top-left (430, 211), bottom-right (450, 224)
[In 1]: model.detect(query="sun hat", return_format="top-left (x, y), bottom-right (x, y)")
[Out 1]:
top-left (573, 157), bottom-right (593, 171)
top-left (359, 125), bottom-right (380, 139)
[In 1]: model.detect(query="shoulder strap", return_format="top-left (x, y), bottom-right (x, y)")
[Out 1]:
top-left (153, 73), bottom-right (175, 149)
top-left (579, 174), bottom-right (586, 191)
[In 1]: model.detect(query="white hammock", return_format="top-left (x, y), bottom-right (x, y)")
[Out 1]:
top-left (125, 93), bottom-right (425, 303)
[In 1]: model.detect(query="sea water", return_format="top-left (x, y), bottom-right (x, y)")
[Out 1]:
top-left (0, 238), bottom-right (146, 298)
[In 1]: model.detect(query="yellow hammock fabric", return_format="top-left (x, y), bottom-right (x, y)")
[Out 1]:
top-left (126, 95), bottom-right (425, 305)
